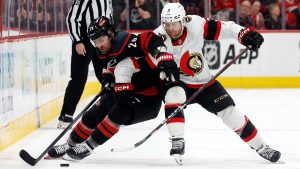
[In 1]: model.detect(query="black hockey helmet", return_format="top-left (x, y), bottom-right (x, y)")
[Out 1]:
top-left (88, 16), bottom-right (115, 40)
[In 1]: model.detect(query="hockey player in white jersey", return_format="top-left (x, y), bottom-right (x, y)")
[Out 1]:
top-left (154, 3), bottom-right (281, 164)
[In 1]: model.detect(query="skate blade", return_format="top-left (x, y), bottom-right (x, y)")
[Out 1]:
top-left (172, 154), bottom-right (183, 165)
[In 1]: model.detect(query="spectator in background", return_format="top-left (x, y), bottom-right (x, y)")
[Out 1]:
top-left (182, 0), bottom-right (201, 15)
top-left (121, 0), bottom-right (155, 30)
top-left (213, 0), bottom-right (236, 21)
top-left (260, 0), bottom-right (277, 16)
top-left (56, 1), bottom-right (64, 32)
top-left (62, 0), bottom-right (72, 31)
top-left (264, 3), bottom-right (282, 29)
top-left (239, 0), bottom-right (253, 26)
top-left (113, 0), bottom-right (127, 29)
top-left (37, 0), bottom-right (46, 32)
top-left (180, 0), bottom-right (196, 7)
top-left (286, 1), bottom-right (300, 29)
top-left (278, 0), bottom-right (298, 12)
top-left (9, 0), bottom-right (18, 28)
top-left (237, 0), bottom-right (254, 27)
top-left (28, 0), bottom-right (37, 31)
top-left (251, 1), bottom-right (266, 29)
top-left (47, 0), bottom-right (55, 32)
top-left (149, 0), bottom-right (163, 26)
top-left (17, 0), bottom-right (28, 30)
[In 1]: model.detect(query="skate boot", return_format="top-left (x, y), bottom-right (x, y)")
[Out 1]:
top-left (57, 114), bottom-right (73, 129)
top-left (170, 137), bottom-right (185, 165)
top-left (45, 143), bottom-right (70, 159)
top-left (63, 142), bottom-right (93, 161)
top-left (257, 144), bottom-right (281, 162)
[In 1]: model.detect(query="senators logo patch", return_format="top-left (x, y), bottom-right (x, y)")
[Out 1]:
top-left (180, 51), bottom-right (204, 76)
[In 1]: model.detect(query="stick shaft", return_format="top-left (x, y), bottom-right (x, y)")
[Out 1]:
top-left (112, 46), bottom-right (250, 152)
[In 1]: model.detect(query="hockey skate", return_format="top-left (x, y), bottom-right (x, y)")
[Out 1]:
top-left (170, 137), bottom-right (185, 165)
top-left (57, 114), bottom-right (73, 129)
top-left (256, 144), bottom-right (281, 162)
top-left (44, 143), bottom-right (70, 159)
top-left (63, 142), bottom-right (93, 161)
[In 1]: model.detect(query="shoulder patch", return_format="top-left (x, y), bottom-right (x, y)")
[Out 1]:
top-left (184, 16), bottom-right (192, 23)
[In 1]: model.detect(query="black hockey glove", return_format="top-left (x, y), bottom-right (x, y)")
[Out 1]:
top-left (238, 27), bottom-right (264, 51)
top-left (157, 53), bottom-right (180, 83)
top-left (114, 83), bottom-right (141, 107)
top-left (101, 73), bottom-right (114, 91)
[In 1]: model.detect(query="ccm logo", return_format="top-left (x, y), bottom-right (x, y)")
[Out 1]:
top-left (214, 94), bottom-right (229, 103)
top-left (115, 84), bottom-right (134, 92)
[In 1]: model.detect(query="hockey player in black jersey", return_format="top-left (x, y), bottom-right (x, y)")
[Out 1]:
top-left (45, 16), bottom-right (186, 161)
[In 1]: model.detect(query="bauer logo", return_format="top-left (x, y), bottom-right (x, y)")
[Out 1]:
top-left (202, 40), bottom-right (220, 69)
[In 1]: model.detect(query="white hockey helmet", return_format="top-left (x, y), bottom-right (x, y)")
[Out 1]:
top-left (161, 3), bottom-right (186, 23)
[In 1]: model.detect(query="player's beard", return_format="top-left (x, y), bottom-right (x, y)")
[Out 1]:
top-left (167, 27), bottom-right (184, 39)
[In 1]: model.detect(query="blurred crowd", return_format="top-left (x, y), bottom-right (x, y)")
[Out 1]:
top-left (1, 0), bottom-right (73, 34)
top-left (210, 0), bottom-right (300, 29)
top-left (1, 0), bottom-right (300, 37)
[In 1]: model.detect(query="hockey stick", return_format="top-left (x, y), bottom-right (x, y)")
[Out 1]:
top-left (111, 46), bottom-right (250, 152)
top-left (19, 89), bottom-right (106, 166)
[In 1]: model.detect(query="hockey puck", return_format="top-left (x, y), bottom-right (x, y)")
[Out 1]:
top-left (60, 163), bottom-right (69, 167)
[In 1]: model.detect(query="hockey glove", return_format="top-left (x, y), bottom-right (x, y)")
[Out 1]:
top-left (157, 53), bottom-right (180, 82)
top-left (114, 83), bottom-right (141, 107)
top-left (238, 27), bottom-right (264, 51)
top-left (101, 72), bottom-right (115, 91)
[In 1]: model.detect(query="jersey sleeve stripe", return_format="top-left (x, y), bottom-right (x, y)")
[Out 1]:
top-left (203, 20), bottom-right (209, 40)
top-left (214, 20), bottom-right (222, 40)
top-left (130, 57), bottom-right (141, 69)
top-left (203, 19), bottom-right (222, 40)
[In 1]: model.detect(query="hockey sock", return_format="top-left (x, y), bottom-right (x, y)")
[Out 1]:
top-left (165, 104), bottom-right (185, 137)
top-left (89, 116), bottom-right (120, 146)
top-left (217, 106), bottom-right (264, 150)
top-left (69, 120), bottom-right (94, 144)
top-left (235, 116), bottom-right (264, 150)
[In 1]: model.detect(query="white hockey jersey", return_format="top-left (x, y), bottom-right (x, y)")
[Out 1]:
top-left (154, 15), bottom-right (244, 86)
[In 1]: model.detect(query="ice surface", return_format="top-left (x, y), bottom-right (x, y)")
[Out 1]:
top-left (1, 89), bottom-right (299, 169)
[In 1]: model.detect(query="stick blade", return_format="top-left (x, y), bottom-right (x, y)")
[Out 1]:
top-left (19, 149), bottom-right (37, 166)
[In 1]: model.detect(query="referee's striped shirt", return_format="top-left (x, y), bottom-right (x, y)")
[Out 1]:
top-left (66, 0), bottom-right (113, 43)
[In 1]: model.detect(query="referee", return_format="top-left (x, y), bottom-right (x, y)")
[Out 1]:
top-left (57, 0), bottom-right (113, 128)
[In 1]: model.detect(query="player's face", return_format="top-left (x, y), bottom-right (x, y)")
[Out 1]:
top-left (163, 21), bottom-right (182, 39)
top-left (93, 35), bottom-right (111, 54)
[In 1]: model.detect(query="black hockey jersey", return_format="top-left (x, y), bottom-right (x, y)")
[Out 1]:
top-left (98, 30), bottom-right (166, 96)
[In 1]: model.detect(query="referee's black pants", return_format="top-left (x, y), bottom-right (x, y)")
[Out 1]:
top-left (60, 37), bottom-right (102, 117)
